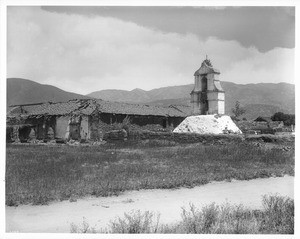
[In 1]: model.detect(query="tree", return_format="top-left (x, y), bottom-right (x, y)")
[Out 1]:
top-left (231, 101), bottom-right (246, 119)
top-left (271, 112), bottom-right (295, 126)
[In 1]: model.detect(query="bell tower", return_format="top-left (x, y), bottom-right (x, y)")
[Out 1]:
top-left (190, 58), bottom-right (225, 115)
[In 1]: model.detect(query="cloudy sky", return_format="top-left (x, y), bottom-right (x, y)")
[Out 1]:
top-left (7, 6), bottom-right (295, 94)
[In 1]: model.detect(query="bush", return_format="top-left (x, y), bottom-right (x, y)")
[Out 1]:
top-left (109, 210), bottom-right (161, 233)
top-left (271, 112), bottom-right (295, 126)
top-left (180, 203), bottom-right (219, 233)
top-left (231, 101), bottom-right (246, 119)
top-left (70, 218), bottom-right (97, 233)
top-left (260, 195), bottom-right (294, 233)
top-left (178, 203), bottom-right (259, 234)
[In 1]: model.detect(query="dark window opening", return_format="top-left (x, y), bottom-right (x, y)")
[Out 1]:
top-left (162, 119), bottom-right (167, 128)
top-left (19, 126), bottom-right (31, 142)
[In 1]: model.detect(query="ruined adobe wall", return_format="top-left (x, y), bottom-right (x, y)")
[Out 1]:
top-left (97, 113), bottom-right (185, 138)
top-left (56, 116), bottom-right (69, 139)
top-left (127, 130), bottom-right (244, 144)
top-left (80, 115), bottom-right (89, 140)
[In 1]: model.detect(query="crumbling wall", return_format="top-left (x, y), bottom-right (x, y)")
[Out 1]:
top-left (96, 113), bottom-right (185, 139)
top-left (68, 116), bottom-right (81, 140)
top-left (56, 116), bottom-right (69, 139)
top-left (12, 126), bottom-right (20, 142)
top-left (46, 127), bottom-right (55, 140)
top-left (80, 115), bottom-right (89, 140)
top-left (89, 114), bottom-right (102, 140)
top-left (28, 128), bottom-right (36, 140)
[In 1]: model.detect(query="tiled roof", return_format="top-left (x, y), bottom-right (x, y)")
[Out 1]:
top-left (8, 100), bottom-right (86, 116)
top-left (7, 99), bottom-right (189, 118)
top-left (95, 99), bottom-right (188, 117)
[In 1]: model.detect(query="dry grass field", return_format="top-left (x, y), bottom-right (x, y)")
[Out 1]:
top-left (6, 136), bottom-right (294, 207)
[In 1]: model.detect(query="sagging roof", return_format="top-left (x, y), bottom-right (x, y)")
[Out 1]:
top-left (8, 100), bottom-right (96, 116)
top-left (7, 99), bottom-right (190, 118)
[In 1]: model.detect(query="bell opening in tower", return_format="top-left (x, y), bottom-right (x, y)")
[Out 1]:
top-left (201, 76), bottom-right (208, 91)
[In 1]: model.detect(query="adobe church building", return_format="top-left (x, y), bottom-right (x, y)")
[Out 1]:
top-left (190, 58), bottom-right (225, 115)
top-left (6, 99), bottom-right (189, 142)
top-left (6, 57), bottom-right (230, 142)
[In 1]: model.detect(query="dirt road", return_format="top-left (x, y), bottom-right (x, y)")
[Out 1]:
top-left (6, 175), bottom-right (294, 233)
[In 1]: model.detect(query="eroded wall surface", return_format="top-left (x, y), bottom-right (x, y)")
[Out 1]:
top-left (56, 116), bottom-right (69, 139)
top-left (80, 115), bottom-right (89, 140)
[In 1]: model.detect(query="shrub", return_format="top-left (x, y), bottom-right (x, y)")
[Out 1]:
top-left (70, 218), bottom-right (97, 233)
top-left (179, 203), bottom-right (259, 234)
top-left (271, 112), bottom-right (295, 126)
top-left (260, 195), bottom-right (294, 234)
top-left (109, 210), bottom-right (161, 233)
top-left (231, 101), bottom-right (246, 119)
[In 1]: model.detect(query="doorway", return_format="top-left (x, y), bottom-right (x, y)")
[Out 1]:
top-left (69, 123), bottom-right (80, 140)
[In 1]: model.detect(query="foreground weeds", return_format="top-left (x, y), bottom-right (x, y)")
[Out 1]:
top-left (70, 195), bottom-right (294, 234)
top-left (6, 140), bottom-right (294, 206)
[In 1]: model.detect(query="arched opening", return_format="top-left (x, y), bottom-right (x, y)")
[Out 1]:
top-left (201, 76), bottom-right (208, 91)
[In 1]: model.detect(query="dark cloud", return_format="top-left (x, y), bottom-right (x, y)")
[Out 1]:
top-left (42, 6), bottom-right (295, 53)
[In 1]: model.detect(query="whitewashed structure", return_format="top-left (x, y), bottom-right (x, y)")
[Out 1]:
top-left (190, 59), bottom-right (225, 115)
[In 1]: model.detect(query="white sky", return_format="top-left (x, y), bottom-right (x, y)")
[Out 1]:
top-left (7, 6), bottom-right (295, 94)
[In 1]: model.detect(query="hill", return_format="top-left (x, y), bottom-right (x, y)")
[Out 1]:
top-left (88, 82), bottom-right (295, 119)
top-left (7, 78), bottom-right (294, 120)
top-left (88, 84), bottom-right (192, 103)
top-left (7, 78), bottom-right (90, 106)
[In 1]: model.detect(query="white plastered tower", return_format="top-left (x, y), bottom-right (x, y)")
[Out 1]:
top-left (190, 59), bottom-right (225, 115)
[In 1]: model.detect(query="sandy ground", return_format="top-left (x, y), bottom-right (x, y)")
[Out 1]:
top-left (6, 175), bottom-right (293, 233)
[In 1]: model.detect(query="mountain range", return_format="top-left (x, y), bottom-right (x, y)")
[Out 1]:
top-left (7, 78), bottom-right (90, 106)
top-left (7, 78), bottom-right (295, 120)
top-left (87, 81), bottom-right (295, 119)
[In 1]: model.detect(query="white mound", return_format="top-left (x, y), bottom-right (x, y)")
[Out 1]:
top-left (173, 115), bottom-right (242, 134)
